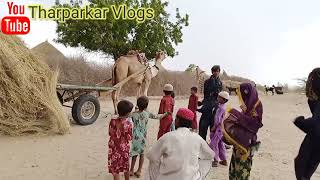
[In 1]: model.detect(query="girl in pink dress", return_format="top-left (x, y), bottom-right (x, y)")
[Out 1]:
top-left (108, 100), bottom-right (134, 180)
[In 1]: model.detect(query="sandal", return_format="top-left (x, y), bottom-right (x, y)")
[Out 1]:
top-left (129, 171), bottom-right (134, 176)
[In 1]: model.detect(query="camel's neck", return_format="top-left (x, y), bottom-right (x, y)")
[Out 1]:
top-left (155, 58), bottom-right (163, 66)
top-left (150, 65), bottom-right (160, 78)
top-left (150, 57), bottom-right (165, 77)
top-left (196, 70), bottom-right (205, 81)
top-left (196, 70), bottom-right (200, 80)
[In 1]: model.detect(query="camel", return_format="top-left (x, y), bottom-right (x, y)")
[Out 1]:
top-left (224, 80), bottom-right (240, 95)
top-left (195, 66), bottom-right (207, 94)
top-left (226, 86), bottom-right (237, 95)
top-left (111, 51), bottom-right (166, 114)
top-left (265, 85), bottom-right (275, 95)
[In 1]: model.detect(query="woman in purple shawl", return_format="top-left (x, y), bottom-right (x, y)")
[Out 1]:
top-left (229, 83), bottom-right (263, 180)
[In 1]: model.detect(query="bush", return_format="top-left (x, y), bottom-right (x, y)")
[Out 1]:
top-left (32, 42), bottom-right (258, 96)
top-left (43, 55), bottom-right (198, 96)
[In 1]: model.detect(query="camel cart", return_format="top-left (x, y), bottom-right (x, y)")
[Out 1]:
top-left (56, 66), bottom-right (149, 126)
top-left (56, 84), bottom-right (116, 125)
top-left (275, 87), bottom-right (284, 95)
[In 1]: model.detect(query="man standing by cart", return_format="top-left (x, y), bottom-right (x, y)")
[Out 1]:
top-left (198, 65), bottom-right (223, 141)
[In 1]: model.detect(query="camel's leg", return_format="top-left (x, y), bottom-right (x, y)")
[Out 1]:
top-left (112, 86), bottom-right (122, 114)
top-left (112, 90), bottom-right (118, 114)
top-left (137, 83), bottom-right (142, 98)
top-left (132, 84), bottom-right (142, 111)
top-left (143, 79), bottom-right (151, 97)
top-left (116, 86), bottom-right (122, 109)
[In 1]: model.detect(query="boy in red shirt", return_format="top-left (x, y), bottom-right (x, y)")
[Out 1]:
top-left (188, 87), bottom-right (199, 131)
top-left (158, 84), bottom-right (174, 139)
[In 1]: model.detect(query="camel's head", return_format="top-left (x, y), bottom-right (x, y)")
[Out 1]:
top-left (195, 66), bottom-right (206, 78)
top-left (196, 66), bottom-right (206, 74)
top-left (195, 66), bottom-right (200, 73)
top-left (155, 51), bottom-right (167, 63)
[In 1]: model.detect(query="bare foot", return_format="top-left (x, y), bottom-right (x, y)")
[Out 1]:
top-left (219, 160), bottom-right (228, 166)
top-left (134, 171), bottom-right (141, 178)
top-left (212, 161), bottom-right (218, 167)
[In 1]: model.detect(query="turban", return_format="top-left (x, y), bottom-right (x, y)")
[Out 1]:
top-left (176, 108), bottom-right (194, 121)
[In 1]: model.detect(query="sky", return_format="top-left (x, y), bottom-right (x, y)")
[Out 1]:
top-left (1, 0), bottom-right (320, 87)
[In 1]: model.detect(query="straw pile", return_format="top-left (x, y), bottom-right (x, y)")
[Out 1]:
top-left (0, 33), bottom-right (70, 136)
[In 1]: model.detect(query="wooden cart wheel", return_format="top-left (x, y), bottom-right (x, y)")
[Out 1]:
top-left (72, 94), bottom-right (100, 125)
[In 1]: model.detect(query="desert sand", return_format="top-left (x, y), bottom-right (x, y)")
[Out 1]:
top-left (0, 93), bottom-right (319, 180)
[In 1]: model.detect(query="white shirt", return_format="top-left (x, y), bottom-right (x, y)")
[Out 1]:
top-left (146, 128), bottom-right (214, 180)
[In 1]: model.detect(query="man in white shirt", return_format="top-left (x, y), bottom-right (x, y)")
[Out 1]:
top-left (146, 108), bottom-right (214, 180)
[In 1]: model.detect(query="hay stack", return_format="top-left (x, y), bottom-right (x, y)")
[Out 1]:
top-left (0, 33), bottom-right (70, 136)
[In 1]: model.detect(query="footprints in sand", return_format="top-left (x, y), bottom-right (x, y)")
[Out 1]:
top-left (257, 152), bottom-right (273, 159)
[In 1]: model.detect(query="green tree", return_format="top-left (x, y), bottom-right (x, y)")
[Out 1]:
top-left (55, 0), bottom-right (189, 60)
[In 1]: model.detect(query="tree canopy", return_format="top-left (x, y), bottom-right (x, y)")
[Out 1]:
top-left (55, 0), bottom-right (189, 60)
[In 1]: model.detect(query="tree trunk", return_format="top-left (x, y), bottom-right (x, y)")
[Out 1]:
top-left (113, 54), bottom-right (118, 61)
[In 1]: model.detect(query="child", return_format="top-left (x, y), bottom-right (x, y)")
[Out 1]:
top-left (146, 108), bottom-right (214, 180)
top-left (210, 91), bottom-right (229, 167)
top-left (108, 100), bottom-right (134, 180)
top-left (170, 91), bottom-right (176, 131)
top-left (171, 91), bottom-right (175, 100)
top-left (129, 96), bottom-right (167, 178)
top-left (157, 84), bottom-right (174, 139)
top-left (188, 86), bottom-right (199, 131)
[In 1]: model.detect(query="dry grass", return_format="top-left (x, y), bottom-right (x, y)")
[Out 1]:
top-left (121, 70), bottom-right (198, 96)
top-left (58, 56), bottom-right (111, 85)
top-left (0, 34), bottom-right (70, 136)
top-left (32, 41), bottom-right (263, 96)
top-left (32, 41), bottom-right (65, 70)
top-left (31, 42), bottom-right (199, 96)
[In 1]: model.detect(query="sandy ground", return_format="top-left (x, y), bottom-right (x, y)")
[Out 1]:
top-left (0, 94), bottom-right (319, 180)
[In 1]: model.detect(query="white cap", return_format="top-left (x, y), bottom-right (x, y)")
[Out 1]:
top-left (163, 84), bottom-right (174, 91)
top-left (218, 91), bottom-right (230, 100)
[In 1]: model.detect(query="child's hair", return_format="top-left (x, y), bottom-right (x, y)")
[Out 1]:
top-left (176, 116), bottom-right (192, 129)
top-left (191, 87), bottom-right (198, 92)
top-left (211, 65), bottom-right (221, 72)
top-left (163, 90), bottom-right (172, 96)
top-left (137, 96), bottom-right (149, 111)
top-left (117, 100), bottom-right (134, 116)
top-left (171, 91), bottom-right (175, 99)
